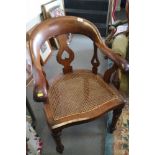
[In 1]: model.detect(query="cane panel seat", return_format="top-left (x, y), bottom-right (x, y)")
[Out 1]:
top-left (28, 16), bottom-right (129, 153)
top-left (44, 70), bottom-right (123, 129)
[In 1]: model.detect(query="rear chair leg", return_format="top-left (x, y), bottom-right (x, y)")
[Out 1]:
top-left (52, 128), bottom-right (64, 153)
top-left (109, 104), bottom-right (125, 133)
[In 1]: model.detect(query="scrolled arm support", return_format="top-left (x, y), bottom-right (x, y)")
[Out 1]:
top-left (29, 30), bottom-right (49, 103)
top-left (32, 66), bottom-right (48, 102)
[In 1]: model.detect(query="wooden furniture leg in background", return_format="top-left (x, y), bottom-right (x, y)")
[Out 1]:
top-left (52, 128), bottom-right (64, 153)
top-left (109, 103), bottom-right (125, 133)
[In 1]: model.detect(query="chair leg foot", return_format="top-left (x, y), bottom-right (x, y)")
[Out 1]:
top-left (52, 129), bottom-right (64, 153)
top-left (108, 104), bottom-right (124, 133)
top-left (56, 145), bottom-right (64, 154)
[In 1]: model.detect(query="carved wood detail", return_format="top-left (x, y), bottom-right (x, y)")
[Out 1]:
top-left (56, 35), bottom-right (74, 74)
top-left (103, 64), bottom-right (118, 84)
top-left (91, 43), bottom-right (100, 74)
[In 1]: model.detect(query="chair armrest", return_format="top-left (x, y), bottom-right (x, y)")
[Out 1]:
top-left (32, 66), bottom-right (48, 102)
top-left (111, 19), bottom-right (128, 28)
top-left (97, 41), bottom-right (129, 72)
top-left (106, 20), bottom-right (128, 45)
top-left (28, 35), bottom-right (48, 103)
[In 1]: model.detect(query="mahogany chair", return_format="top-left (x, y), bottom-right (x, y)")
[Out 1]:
top-left (28, 16), bottom-right (128, 153)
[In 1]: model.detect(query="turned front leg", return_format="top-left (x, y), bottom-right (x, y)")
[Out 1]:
top-left (52, 128), bottom-right (64, 153)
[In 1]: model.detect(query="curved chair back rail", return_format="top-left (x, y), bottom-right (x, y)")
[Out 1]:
top-left (29, 16), bottom-right (128, 102)
top-left (29, 16), bottom-right (128, 70)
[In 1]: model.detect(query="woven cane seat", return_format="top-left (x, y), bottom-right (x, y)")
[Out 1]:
top-left (44, 70), bottom-right (123, 128)
top-left (29, 16), bottom-right (129, 153)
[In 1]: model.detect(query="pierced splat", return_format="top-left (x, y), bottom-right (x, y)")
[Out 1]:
top-left (56, 35), bottom-right (74, 74)
top-left (91, 43), bottom-right (100, 74)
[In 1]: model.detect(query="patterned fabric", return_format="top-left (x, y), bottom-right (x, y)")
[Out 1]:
top-left (112, 34), bottom-right (129, 93)
top-left (49, 7), bottom-right (64, 18)
top-left (26, 116), bottom-right (43, 155)
top-left (113, 103), bottom-right (129, 155)
top-left (104, 97), bottom-right (129, 155)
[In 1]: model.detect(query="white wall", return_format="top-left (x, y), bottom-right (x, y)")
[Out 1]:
top-left (26, 0), bottom-right (64, 30)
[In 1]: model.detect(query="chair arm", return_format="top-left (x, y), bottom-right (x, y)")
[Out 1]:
top-left (105, 26), bottom-right (117, 46)
top-left (111, 19), bottom-right (128, 28)
top-left (32, 66), bottom-right (48, 102)
top-left (97, 41), bottom-right (129, 72)
top-left (106, 19), bottom-right (128, 45)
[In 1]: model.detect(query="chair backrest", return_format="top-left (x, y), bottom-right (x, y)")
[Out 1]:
top-left (29, 16), bottom-right (128, 102)
top-left (29, 16), bottom-right (106, 76)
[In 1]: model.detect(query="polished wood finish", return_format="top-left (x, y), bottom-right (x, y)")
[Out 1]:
top-left (103, 63), bottom-right (118, 83)
top-left (56, 35), bottom-right (74, 74)
top-left (91, 43), bottom-right (100, 74)
top-left (41, 0), bottom-right (70, 49)
top-left (28, 16), bottom-right (128, 153)
top-left (29, 16), bottom-right (128, 102)
top-left (27, 25), bottom-right (53, 65)
top-left (52, 129), bottom-right (64, 153)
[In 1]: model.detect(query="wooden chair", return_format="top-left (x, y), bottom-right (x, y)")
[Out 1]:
top-left (28, 16), bottom-right (128, 153)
